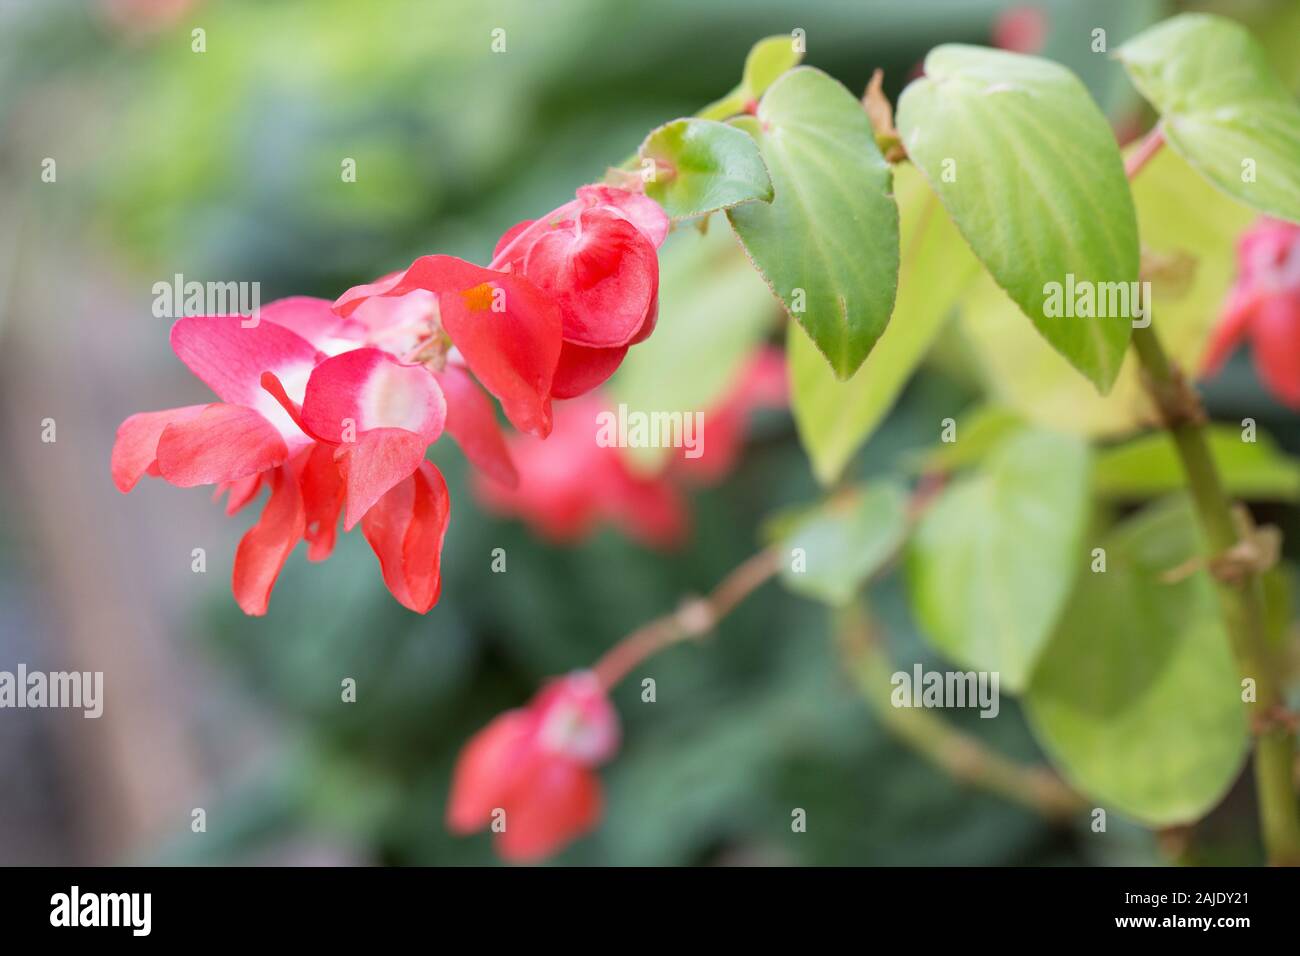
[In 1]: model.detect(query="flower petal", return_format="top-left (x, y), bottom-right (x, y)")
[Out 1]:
top-left (336, 427), bottom-right (430, 531)
top-left (397, 255), bottom-right (563, 437)
top-left (1250, 294), bottom-right (1300, 408)
top-left (170, 314), bottom-right (323, 408)
top-left (436, 363), bottom-right (518, 488)
top-left (445, 710), bottom-right (536, 833)
top-left (299, 442), bottom-right (345, 561)
top-left (111, 404), bottom-right (207, 492)
top-left (301, 348), bottom-right (445, 443)
top-left (231, 464), bottom-right (306, 616)
top-left (155, 403), bottom-right (289, 488)
top-left (260, 296), bottom-right (364, 353)
top-left (576, 185), bottom-right (670, 247)
top-left (550, 341), bottom-right (628, 400)
top-left (361, 461), bottom-right (451, 612)
top-left (522, 207), bottom-right (658, 349)
top-left (496, 759), bottom-right (602, 863)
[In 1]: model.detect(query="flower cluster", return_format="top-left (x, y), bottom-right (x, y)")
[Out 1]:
top-left (1202, 217), bottom-right (1300, 409)
top-left (112, 185), bottom-right (669, 614)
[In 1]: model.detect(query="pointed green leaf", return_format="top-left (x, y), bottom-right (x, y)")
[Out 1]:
top-left (698, 35), bottom-right (804, 121)
top-left (728, 67), bottom-right (900, 380)
top-left (1118, 13), bottom-right (1300, 223)
top-left (1025, 499), bottom-right (1249, 825)
top-left (906, 429), bottom-right (1091, 691)
top-left (788, 163), bottom-right (979, 483)
top-left (1094, 425), bottom-right (1300, 501)
top-left (639, 119), bottom-right (773, 221)
top-left (778, 481), bottom-right (910, 606)
top-left (954, 147), bottom-right (1254, 438)
top-left (896, 45), bottom-right (1139, 391)
top-left (742, 35), bottom-right (803, 99)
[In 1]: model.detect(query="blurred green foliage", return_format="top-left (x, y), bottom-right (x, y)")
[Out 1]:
top-left (9, 0), bottom-right (1300, 865)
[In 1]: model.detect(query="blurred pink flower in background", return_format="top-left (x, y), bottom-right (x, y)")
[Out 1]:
top-left (446, 671), bottom-right (619, 862)
top-left (1202, 218), bottom-right (1300, 409)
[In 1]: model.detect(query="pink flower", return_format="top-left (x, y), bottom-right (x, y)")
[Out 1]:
top-left (475, 348), bottom-right (786, 547)
top-left (113, 185), bottom-right (669, 615)
top-left (473, 393), bottom-right (688, 549)
top-left (671, 346), bottom-right (788, 485)
top-left (113, 298), bottom-right (458, 614)
top-left (488, 185), bottom-right (670, 398)
top-left (446, 671), bottom-right (619, 863)
top-left (1202, 218), bottom-right (1300, 408)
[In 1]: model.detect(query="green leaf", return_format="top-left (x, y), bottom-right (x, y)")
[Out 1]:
top-left (1094, 425), bottom-right (1300, 502)
top-left (788, 163), bottom-right (979, 485)
top-left (609, 223), bottom-right (778, 473)
top-left (728, 67), bottom-right (900, 381)
top-left (1024, 498), bottom-right (1249, 825)
top-left (916, 404), bottom-right (1026, 474)
top-left (698, 35), bottom-right (804, 121)
top-left (906, 429), bottom-right (1091, 691)
top-left (1118, 13), bottom-right (1300, 223)
top-left (639, 118), bottom-right (773, 221)
top-left (896, 45), bottom-right (1139, 391)
top-left (742, 35), bottom-right (803, 100)
top-left (778, 481), bottom-right (910, 606)
top-left (954, 146), bottom-right (1255, 439)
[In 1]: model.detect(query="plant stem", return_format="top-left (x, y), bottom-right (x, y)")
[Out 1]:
top-left (591, 548), bottom-right (781, 689)
top-left (1124, 125), bottom-right (1165, 179)
top-left (836, 603), bottom-right (1082, 821)
top-left (1130, 322), bottom-right (1300, 865)
top-left (1125, 129), bottom-right (1300, 863)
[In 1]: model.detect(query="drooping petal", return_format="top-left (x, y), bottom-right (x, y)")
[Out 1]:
top-left (170, 314), bottom-right (323, 408)
top-left (111, 404), bottom-right (207, 492)
top-left (361, 461), bottom-right (450, 612)
top-left (231, 463), bottom-right (306, 616)
top-left (550, 341), bottom-right (629, 400)
top-left (576, 185), bottom-right (670, 247)
top-left (336, 427), bottom-right (430, 530)
top-left (215, 472), bottom-right (264, 516)
top-left (299, 442), bottom-right (345, 561)
top-left (301, 347), bottom-right (446, 444)
top-left (522, 207), bottom-right (658, 349)
top-left (155, 403), bottom-right (290, 488)
top-left (445, 710), bottom-right (536, 833)
top-left (436, 363), bottom-right (518, 488)
top-left (496, 759), bottom-right (602, 863)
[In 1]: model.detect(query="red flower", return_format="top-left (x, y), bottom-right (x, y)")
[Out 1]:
top-left (475, 348), bottom-right (786, 547)
top-left (114, 185), bottom-right (668, 615)
top-left (1202, 218), bottom-right (1300, 409)
top-left (446, 671), bottom-right (619, 862)
top-left (670, 345), bottom-right (788, 485)
top-left (472, 393), bottom-right (688, 549)
top-left (488, 185), bottom-right (669, 398)
top-left (113, 298), bottom-right (459, 614)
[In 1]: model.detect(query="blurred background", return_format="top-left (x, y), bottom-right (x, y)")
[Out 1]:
top-left (1, 0), bottom-right (1298, 866)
